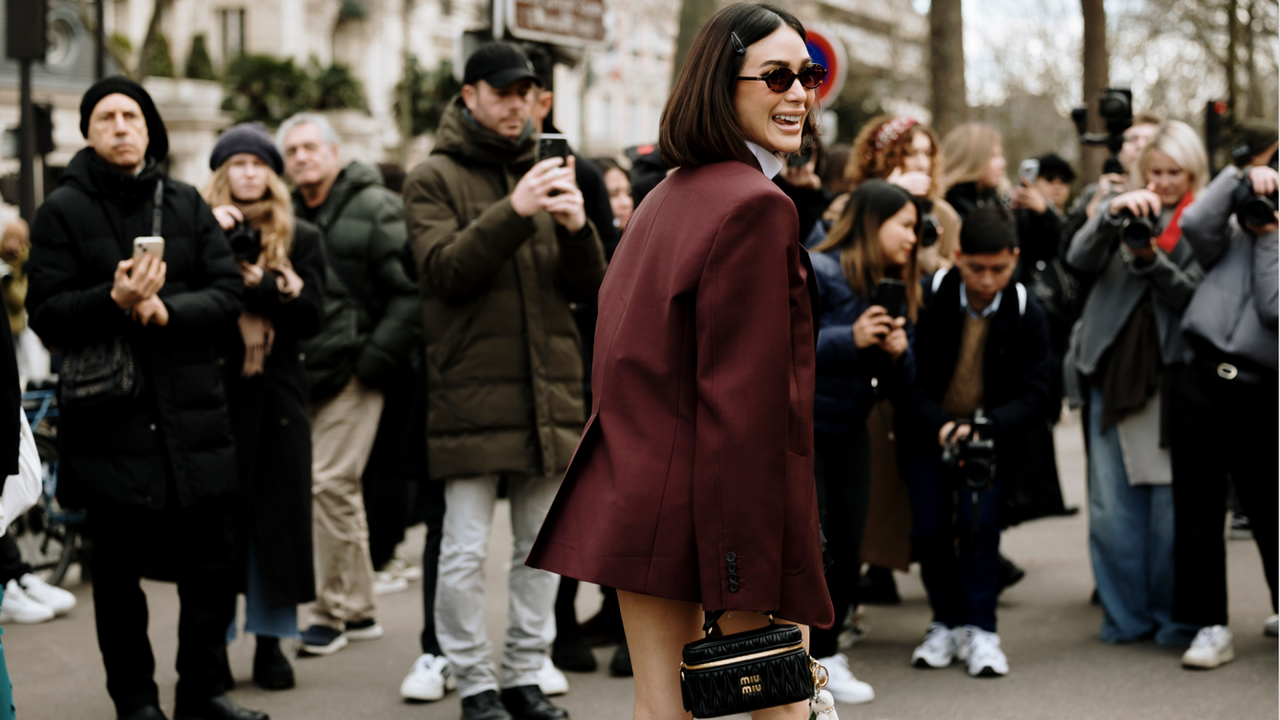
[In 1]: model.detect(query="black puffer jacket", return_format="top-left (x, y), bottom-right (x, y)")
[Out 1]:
top-left (27, 148), bottom-right (243, 509)
top-left (293, 162), bottom-right (421, 401)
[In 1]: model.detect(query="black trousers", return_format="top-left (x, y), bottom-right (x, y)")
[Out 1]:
top-left (362, 368), bottom-right (418, 570)
top-left (417, 479), bottom-right (446, 656)
top-left (86, 494), bottom-right (237, 714)
top-left (1171, 364), bottom-right (1279, 627)
top-left (0, 534), bottom-right (31, 584)
top-left (810, 425), bottom-right (871, 659)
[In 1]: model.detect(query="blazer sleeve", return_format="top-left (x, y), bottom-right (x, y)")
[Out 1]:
top-left (985, 298), bottom-right (1053, 439)
top-left (692, 188), bottom-right (798, 616)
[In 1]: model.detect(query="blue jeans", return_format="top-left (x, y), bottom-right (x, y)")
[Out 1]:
top-left (904, 453), bottom-right (1002, 632)
top-left (226, 540), bottom-right (298, 642)
top-left (0, 587), bottom-right (12, 720)
top-left (1087, 387), bottom-right (1195, 647)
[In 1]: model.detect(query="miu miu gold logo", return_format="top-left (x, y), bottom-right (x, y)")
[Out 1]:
top-left (740, 675), bottom-right (762, 694)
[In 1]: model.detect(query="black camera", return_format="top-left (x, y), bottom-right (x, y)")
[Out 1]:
top-left (1072, 88), bottom-right (1134, 174)
top-left (226, 222), bottom-right (262, 263)
top-left (941, 410), bottom-right (997, 491)
top-left (1231, 168), bottom-right (1279, 230)
top-left (1116, 208), bottom-right (1156, 248)
top-left (915, 197), bottom-right (939, 248)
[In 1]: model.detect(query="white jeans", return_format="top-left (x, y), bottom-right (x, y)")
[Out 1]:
top-left (434, 474), bottom-right (562, 698)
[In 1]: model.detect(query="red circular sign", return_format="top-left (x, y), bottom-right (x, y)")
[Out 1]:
top-left (804, 25), bottom-right (847, 106)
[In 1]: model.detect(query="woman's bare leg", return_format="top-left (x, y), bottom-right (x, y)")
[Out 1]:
top-left (717, 612), bottom-right (812, 720)
top-left (618, 592), bottom-right (812, 720)
top-left (618, 590), bottom-right (703, 720)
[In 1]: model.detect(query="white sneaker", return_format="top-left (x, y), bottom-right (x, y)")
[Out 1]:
top-left (911, 623), bottom-right (959, 669)
top-left (816, 654), bottom-right (874, 705)
top-left (1182, 625), bottom-right (1235, 669)
top-left (1265, 615), bottom-right (1278, 638)
top-left (960, 626), bottom-right (1008, 677)
top-left (18, 573), bottom-right (75, 616)
top-left (388, 556), bottom-right (423, 582)
top-left (373, 571), bottom-right (409, 596)
top-left (400, 653), bottom-right (455, 702)
top-left (0, 579), bottom-right (55, 624)
top-left (535, 655), bottom-right (569, 696)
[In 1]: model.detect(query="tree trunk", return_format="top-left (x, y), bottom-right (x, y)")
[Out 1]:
top-left (135, 0), bottom-right (167, 81)
top-left (399, 0), bottom-right (415, 165)
top-left (671, 0), bottom-right (719, 88)
top-left (1080, 0), bottom-right (1108, 185)
top-left (1227, 0), bottom-right (1239, 118)
top-left (929, 0), bottom-right (966, 139)
top-left (1244, 0), bottom-right (1264, 118)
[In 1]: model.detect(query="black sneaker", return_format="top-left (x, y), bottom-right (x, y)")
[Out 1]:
top-left (119, 706), bottom-right (168, 720)
top-left (551, 631), bottom-right (597, 672)
top-left (608, 640), bottom-right (633, 677)
top-left (859, 566), bottom-right (901, 605)
top-left (253, 636), bottom-right (295, 690)
top-left (298, 624), bottom-right (348, 656)
top-left (345, 617), bottom-right (385, 641)
top-left (461, 690), bottom-right (513, 720)
top-left (500, 685), bottom-right (568, 720)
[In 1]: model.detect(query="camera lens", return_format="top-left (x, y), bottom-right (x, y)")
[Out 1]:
top-left (1241, 195), bottom-right (1278, 228)
top-left (1119, 210), bottom-right (1154, 248)
top-left (920, 213), bottom-right (940, 248)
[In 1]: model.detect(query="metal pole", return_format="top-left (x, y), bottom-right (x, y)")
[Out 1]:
top-left (18, 58), bottom-right (35, 224)
top-left (95, 0), bottom-right (106, 79)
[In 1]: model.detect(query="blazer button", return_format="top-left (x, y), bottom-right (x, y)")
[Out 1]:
top-left (727, 563), bottom-right (737, 573)
top-left (725, 552), bottom-right (736, 563)
top-left (728, 582), bottom-right (739, 593)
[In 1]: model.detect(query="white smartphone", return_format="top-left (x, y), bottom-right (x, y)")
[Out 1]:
top-left (132, 236), bottom-right (165, 264)
top-left (1018, 159), bottom-right (1040, 187)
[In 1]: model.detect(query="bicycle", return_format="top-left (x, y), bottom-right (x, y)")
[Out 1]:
top-left (8, 384), bottom-right (88, 587)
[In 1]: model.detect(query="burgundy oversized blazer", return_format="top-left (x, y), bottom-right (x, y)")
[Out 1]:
top-left (527, 158), bottom-right (835, 629)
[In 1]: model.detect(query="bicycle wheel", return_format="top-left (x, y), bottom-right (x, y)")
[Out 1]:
top-left (10, 435), bottom-right (78, 586)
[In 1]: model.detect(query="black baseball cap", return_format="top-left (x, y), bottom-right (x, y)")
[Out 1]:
top-left (1036, 153), bottom-right (1077, 183)
top-left (463, 43), bottom-right (542, 89)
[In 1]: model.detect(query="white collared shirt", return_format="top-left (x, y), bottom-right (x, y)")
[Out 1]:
top-left (959, 282), bottom-right (1003, 320)
top-left (746, 142), bottom-right (784, 179)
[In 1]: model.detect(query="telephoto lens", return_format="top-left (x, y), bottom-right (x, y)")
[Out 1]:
top-left (1117, 208), bottom-right (1155, 249)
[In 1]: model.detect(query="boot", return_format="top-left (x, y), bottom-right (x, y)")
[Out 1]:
top-left (253, 635), bottom-right (295, 691)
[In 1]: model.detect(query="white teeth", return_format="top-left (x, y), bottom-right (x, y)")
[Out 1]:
top-left (772, 115), bottom-right (800, 123)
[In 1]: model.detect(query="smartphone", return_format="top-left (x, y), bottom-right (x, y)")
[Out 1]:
top-left (132, 236), bottom-right (165, 265)
top-left (1018, 159), bottom-right (1040, 187)
top-left (872, 278), bottom-right (907, 319)
top-left (538, 133), bottom-right (570, 164)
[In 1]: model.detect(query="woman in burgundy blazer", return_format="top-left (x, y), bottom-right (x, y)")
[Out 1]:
top-left (527, 4), bottom-right (833, 717)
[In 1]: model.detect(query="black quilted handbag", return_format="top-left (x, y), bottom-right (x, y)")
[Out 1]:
top-left (59, 336), bottom-right (143, 409)
top-left (679, 612), bottom-right (825, 718)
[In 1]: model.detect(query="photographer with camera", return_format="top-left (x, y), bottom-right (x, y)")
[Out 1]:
top-left (1064, 120), bottom-right (1206, 648)
top-left (202, 123), bottom-right (327, 691)
top-left (1168, 121), bottom-right (1278, 670)
top-left (896, 204), bottom-right (1051, 678)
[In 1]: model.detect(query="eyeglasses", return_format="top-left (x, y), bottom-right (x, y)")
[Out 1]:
top-left (737, 64), bottom-right (827, 93)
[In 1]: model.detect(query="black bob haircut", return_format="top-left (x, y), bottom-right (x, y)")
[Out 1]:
top-left (1036, 153), bottom-right (1076, 183)
top-left (959, 204), bottom-right (1019, 255)
top-left (659, 3), bottom-right (819, 168)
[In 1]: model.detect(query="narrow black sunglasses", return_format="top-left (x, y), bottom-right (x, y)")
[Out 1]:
top-left (737, 64), bottom-right (827, 93)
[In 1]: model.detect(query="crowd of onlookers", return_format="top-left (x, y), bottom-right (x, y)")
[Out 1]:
top-left (0, 31), bottom-right (1274, 720)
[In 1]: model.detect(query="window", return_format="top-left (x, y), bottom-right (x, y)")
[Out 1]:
top-left (219, 8), bottom-right (246, 62)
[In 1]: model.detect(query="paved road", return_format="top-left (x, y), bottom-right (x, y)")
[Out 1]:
top-left (7, 413), bottom-right (1277, 719)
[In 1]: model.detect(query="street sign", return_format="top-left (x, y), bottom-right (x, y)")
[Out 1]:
top-left (505, 0), bottom-right (605, 47)
top-left (804, 25), bottom-right (846, 106)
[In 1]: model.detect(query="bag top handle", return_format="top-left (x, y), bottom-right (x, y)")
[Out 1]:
top-left (701, 611), bottom-right (776, 636)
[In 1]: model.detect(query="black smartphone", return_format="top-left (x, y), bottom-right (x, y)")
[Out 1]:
top-left (872, 278), bottom-right (907, 319)
top-left (538, 133), bottom-right (570, 164)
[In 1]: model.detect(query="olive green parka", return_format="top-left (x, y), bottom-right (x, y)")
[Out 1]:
top-left (404, 97), bottom-right (607, 481)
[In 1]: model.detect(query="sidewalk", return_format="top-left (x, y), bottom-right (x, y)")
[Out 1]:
top-left (5, 412), bottom-right (1277, 719)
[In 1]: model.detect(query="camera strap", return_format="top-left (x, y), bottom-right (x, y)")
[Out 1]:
top-left (153, 180), bottom-right (164, 236)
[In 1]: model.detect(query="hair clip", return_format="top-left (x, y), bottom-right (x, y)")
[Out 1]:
top-left (731, 32), bottom-right (745, 55)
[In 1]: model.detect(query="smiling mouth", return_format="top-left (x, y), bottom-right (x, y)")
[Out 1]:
top-left (772, 114), bottom-right (803, 131)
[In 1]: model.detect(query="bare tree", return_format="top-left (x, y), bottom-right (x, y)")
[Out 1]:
top-left (135, 0), bottom-right (170, 81)
top-left (1080, 0), bottom-right (1108, 184)
top-left (929, 0), bottom-right (967, 138)
top-left (671, 0), bottom-right (719, 87)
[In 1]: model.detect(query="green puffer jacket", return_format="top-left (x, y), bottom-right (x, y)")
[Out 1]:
top-left (404, 97), bottom-right (607, 481)
top-left (295, 162), bottom-right (421, 401)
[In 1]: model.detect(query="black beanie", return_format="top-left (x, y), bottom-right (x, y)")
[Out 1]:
top-left (209, 123), bottom-right (284, 175)
top-left (79, 76), bottom-right (169, 162)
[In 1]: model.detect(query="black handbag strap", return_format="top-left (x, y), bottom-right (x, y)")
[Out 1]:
top-left (701, 610), bottom-right (777, 636)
